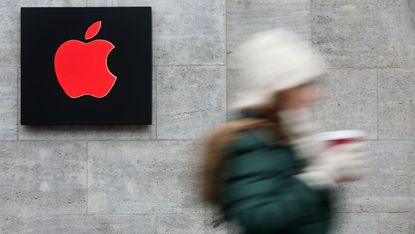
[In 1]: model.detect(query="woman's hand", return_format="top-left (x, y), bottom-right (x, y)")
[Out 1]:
top-left (296, 141), bottom-right (369, 189)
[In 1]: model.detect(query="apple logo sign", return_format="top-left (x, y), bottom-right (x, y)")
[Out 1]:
top-left (54, 21), bottom-right (117, 98)
top-left (21, 7), bottom-right (152, 125)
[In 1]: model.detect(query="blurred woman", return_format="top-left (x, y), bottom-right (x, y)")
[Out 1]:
top-left (200, 29), bottom-right (367, 234)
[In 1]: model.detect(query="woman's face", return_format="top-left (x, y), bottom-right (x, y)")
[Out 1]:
top-left (275, 81), bottom-right (323, 110)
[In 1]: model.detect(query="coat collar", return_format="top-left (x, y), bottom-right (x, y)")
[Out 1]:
top-left (229, 108), bottom-right (271, 121)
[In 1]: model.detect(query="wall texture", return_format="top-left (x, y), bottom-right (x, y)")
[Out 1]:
top-left (0, 0), bottom-right (414, 233)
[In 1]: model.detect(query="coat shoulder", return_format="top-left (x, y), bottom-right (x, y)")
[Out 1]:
top-left (226, 126), bottom-right (278, 154)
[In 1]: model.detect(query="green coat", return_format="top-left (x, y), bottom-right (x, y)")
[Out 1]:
top-left (219, 110), bottom-right (334, 234)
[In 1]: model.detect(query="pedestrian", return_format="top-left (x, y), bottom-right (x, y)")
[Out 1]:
top-left (200, 29), bottom-right (368, 234)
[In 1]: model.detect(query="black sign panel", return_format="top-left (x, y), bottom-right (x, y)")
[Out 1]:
top-left (21, 7), bottom-right (152, 125)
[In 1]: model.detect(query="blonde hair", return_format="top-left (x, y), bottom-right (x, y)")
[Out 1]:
top-left (199, 105), bottom-right (290, 205)
top-left (199, 118), bottom-right (269, 205)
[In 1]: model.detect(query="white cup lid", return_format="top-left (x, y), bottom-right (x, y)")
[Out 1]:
top-left (315, 130), bottom-right (367, 141)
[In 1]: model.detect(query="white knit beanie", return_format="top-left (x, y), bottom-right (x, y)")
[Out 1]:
top-left (229, 28), bottom-right (327, 110)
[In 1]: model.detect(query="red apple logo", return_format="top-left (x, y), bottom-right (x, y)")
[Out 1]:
top-left (54, 21), bottom-right (116, 98)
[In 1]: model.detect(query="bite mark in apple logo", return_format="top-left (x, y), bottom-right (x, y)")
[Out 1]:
top-left (54, 21), bottom-right (117, 98)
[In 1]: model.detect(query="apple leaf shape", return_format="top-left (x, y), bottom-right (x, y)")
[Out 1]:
top-left (85, 21), bottom-right (102, 40)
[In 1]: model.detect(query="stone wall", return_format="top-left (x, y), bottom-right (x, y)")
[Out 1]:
top-left (0, 0), bottom-right (413, 233)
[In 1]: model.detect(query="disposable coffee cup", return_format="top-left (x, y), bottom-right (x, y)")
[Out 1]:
top-left (316, 130), bottom-right (367, 182)
top-left (316, 130), bottom-right (367, 147)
